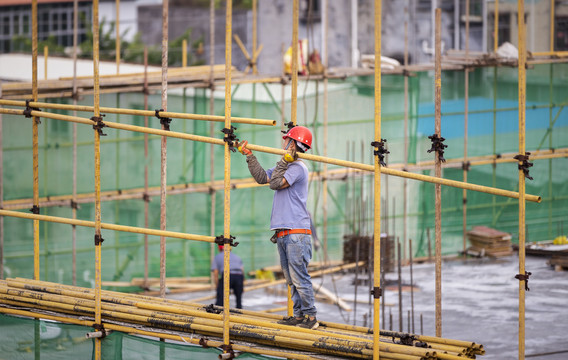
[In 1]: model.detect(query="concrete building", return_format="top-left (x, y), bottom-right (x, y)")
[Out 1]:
top-left (257, 0), bottom-right (568, 74)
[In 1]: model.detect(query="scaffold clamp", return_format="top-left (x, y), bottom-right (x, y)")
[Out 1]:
top-left (371, 286), bottom-right (382, 299)
top-left (91, 115), bottom-right (107, 136)
top-left (29, 205), bottom-right (40, 215)
top-left (371, 139), bottom-right (389, 166)
top-left (94, 234), bottom-right (104, 246)
top-left (281, 121), bottom-right (295, 134)
top-left (215, 235), bottom-right (239, 247)
top-left (219, 344), bottom-right (235, 359)
top-left (513, 152), bottom-right (534, 180)
top-left (91, 323), bottom-right (107, 339)
top-left (427, 134), bottom-right (447, 162)
top-left (204, 304), bottom-right (223, 314)
top-left (199, 337), bottom-right (210, 348)
top-left (24, 100), bottom-right (41, 122)
top-left (155, 109), bottom-right (172, 130)
top-left (515, 271), bottom-right (532, 291)
top-left (221, 126), bottom-right (239, 152)
top-left (462, 161), bottom-right (471, 171)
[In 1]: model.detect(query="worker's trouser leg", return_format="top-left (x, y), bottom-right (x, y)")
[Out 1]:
top-left (277, 233), bottom-right (316, 318)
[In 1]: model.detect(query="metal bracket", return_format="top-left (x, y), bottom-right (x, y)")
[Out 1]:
top-left (91, 115), bottom-right (107, 136)
top-left (94, 234), bottom-right (104, 246)
top-left (214, 235), bottom-right (239, 247)
top-left (281, 121), bottom-right (296, 134)
top-left (427, 134), bottom-right (447, 162)
top-left (370, 286), bottom-right (382, 299)
top-left (221, 126), bottom-right (239, 152)
top-left (24, 100), bottom-right (41, 122)
top-left (515, 271), bottom-right (532, 291)
top-left (371, 139), bottom-right (390, 167)
top-left (513, 152), bottom-right (534, 180)
top-left (155, 109), bottom-right (172, 130)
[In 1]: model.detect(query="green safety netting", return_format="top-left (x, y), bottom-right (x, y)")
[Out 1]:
top-left (0, 314), bottom-right (269, 359)
top-left (1, 62), bottom-right (567, 287)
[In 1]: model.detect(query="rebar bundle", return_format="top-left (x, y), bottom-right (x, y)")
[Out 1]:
top-left (0, 278), bottom-right (484, 360)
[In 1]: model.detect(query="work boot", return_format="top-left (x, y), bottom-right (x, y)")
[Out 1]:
top-left (298, 316), bottom-right (319, 330)
top-left (277, 316), bottom-right (305, 326)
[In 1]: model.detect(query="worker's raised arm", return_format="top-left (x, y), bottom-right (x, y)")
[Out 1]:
top-left (237, 140), bottom-right (269, 184)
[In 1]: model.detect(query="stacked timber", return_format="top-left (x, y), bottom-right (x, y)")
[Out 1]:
top-left (466, 226), bottom-right (513, 258)
top-left (0, 278), bottom-right (486, 359)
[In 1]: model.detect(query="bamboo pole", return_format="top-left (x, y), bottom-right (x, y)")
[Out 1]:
top-left (517, 1), bottom-right (527, 359)
top-left (0, 107), bottom-right (543, 204)
top-left (143, 47), bottom-right (150, 288)
top-left (373, 0), bottom-right (382, 359)
top-left (92, 0), bottom-right (103, 358)
top-left (32, 0), bottom-right (40, 282)
top-left (0, 209), bottom-right (215, 243)
top-left (182, 39), bottom-right (187, 68)
top-left (44, 46), bottom-right (48, 80)
top-left (72, 0), bottom-right (79, 286)
top-left (322, 0), bottom-right (329, 266)
top-left (550, 0), bottom-right (554, 53)
top-left (159, 0), bottom-right (169, 301)
top-left (403, 6), bottom-right (409, 265)
top-left (0, 80), bottom-right (3, 280)
top-left (0, 99), bottom-right (275, 126)
top-left (494, 0), bottom-right (499, 52)
top-left (209, 0), bottom-right (217, 286)
top-left (252, 0), bottom-right (258, 74)
top-left (116, 0), bottom-right (120, 74)
top-left (463, 0), bottom-right (470, 258)
top-left (434, 7), bottom-right (442, 338)
top-left (223, 0), bottom-right (234, 350)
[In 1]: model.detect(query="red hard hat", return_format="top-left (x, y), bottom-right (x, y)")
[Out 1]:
top-left (282, 126), bottom-right (312, 149)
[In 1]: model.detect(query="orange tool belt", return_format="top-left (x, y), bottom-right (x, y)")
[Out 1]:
top-left (277, 229), bottom-right (312, 238)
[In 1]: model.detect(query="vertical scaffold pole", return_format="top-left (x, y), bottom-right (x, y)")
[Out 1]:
top-left (252, 0), bottom-right (258, 74)
top-left (32, 0), bottom-right (40, 281)
top-left (463, 0), bottom-right (470, 258)
top-left (403, 3), bottom-right (409, 265)
top-left (159, 0), bottom-right (169, 299)
top-left (44, 46), bottom-right (48, 80)
top-left (517, 1), bottom-right (527, 359)
top-left (0, 80), bottom-right (3, 280)
top-left (222, 0), bottom-right (233, 349)
top-left (550, 0), bottom-right (555, 53)
top-left (322, 0), bottom-right (329, 266)
top-left (116, 0), bottom-right (120, 74)
top-left (92, 0), bottom-right (103, 358)
top-left (143, 47), bottom-right (149, 287)
top-left (372, 0), bottom-right (382, 358)
top-left (72, 0), bottom-right (79, 286)
top-left (494, 0), bottom-right (499, 52)
top-left (209, 0), bottom-right (217, 284)
top-left (287, 0), bottom-right (299, 317)
top-left (434, 7), bottom-right (443, 338)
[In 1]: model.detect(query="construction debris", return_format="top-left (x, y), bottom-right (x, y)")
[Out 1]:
top-left (466, 226), bottom-right (513, 258)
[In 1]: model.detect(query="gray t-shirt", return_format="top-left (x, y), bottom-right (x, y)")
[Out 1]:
top-left (266, 160), bottom-right (310, 230)
top-left (211, 252), bottom-right (244, 275)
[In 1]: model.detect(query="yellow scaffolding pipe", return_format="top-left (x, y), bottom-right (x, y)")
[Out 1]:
top-left (116, 0), bottom-right (120, 74)
top-left (550, 0), bottom-right (554, 53)
top-left (31, 0), bottom-right (40, 282)
top-left (0, 209), bottom-right (215, 243)
top-left (91, 0), bottom-right (103, 358)
top-left (373, 0), bottom-right (382, 358)
top-left (517, 1), bottom-right (527, 359)
top-left (434, 8), bottom-right (442, 338)
top-left (223, 0), bottom-right (234, 350)
top-left (0, 100), bottom-right (275, 126)
top-left (0, 107), bottom-right (542, 204)
top-left (494, 0), bottom-right (499, 52)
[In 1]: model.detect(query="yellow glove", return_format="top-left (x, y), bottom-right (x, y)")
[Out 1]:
top-left (283, 142), bottom-right (297, 163)
top-left (237, 140), bottom-right (252, 156)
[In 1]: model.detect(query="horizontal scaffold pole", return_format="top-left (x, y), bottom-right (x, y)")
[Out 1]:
top-left (0, 99), bottom-right (276, 126)
top-left (0, 107), bottom-right (541, 203)
top-left (0, 209), bottom-right (214, 243)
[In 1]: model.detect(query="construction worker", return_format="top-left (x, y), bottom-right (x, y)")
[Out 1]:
top-left (211, 245), bottom-right (245, 309)
top-left (236, 126), bottom-right (318, 330)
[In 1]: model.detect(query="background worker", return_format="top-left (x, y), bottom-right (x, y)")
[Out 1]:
top-left (211, 245), bottom-right (245, 309)
top-left (236, 126), bottom-right (319, 330)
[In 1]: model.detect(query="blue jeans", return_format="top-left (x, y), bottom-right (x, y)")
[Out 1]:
top-left (277, 233), bottom-right (316, 318)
